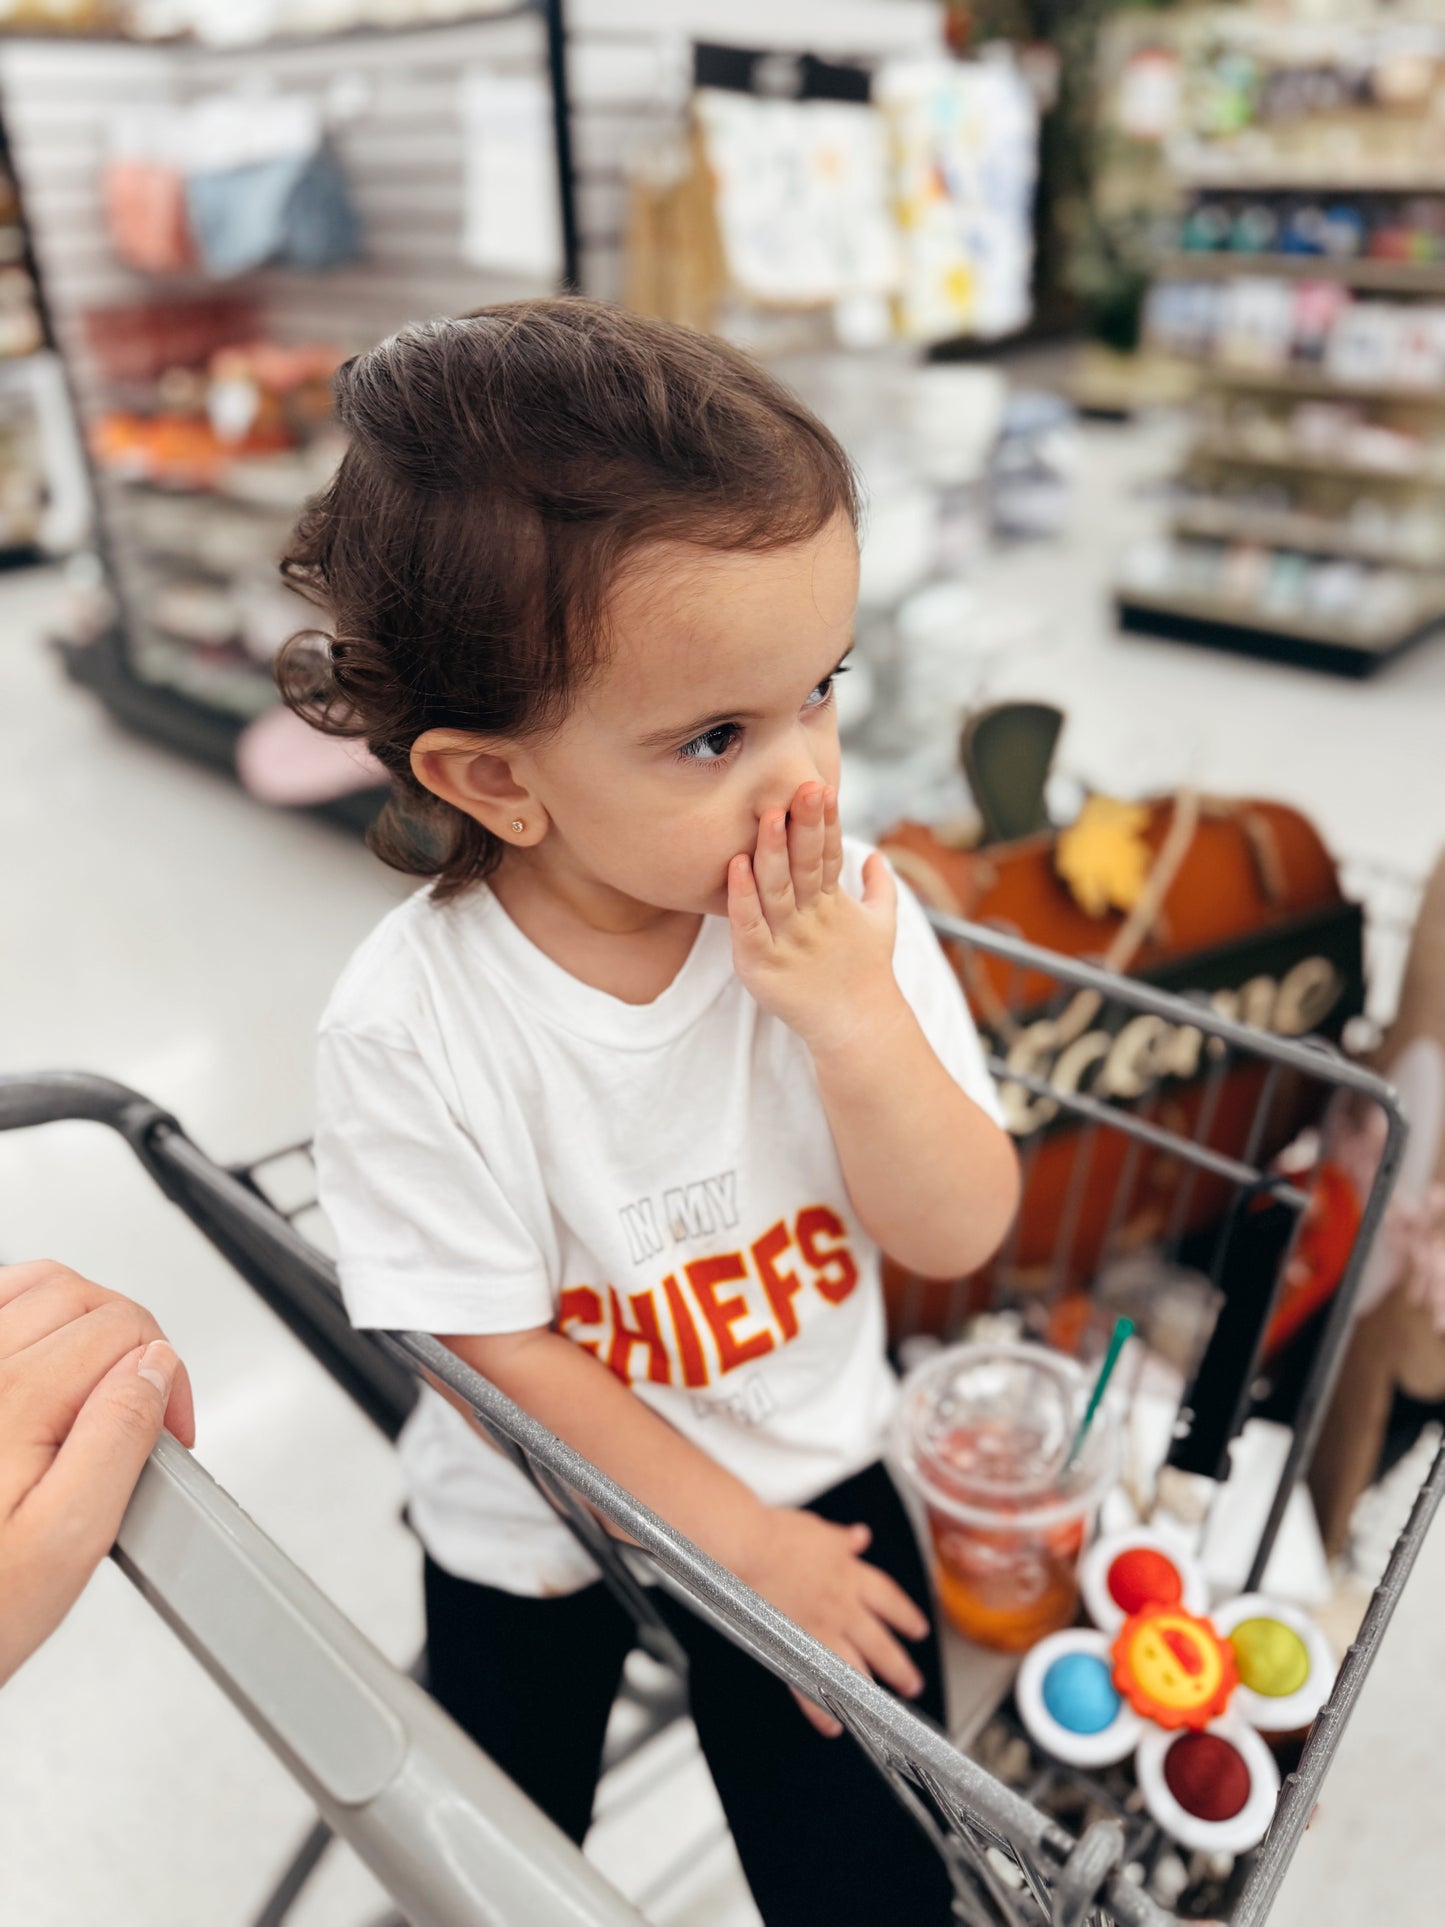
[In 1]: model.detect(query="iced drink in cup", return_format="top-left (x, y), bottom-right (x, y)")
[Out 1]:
top-left (895, 1342), bottom-right (1118, 1653)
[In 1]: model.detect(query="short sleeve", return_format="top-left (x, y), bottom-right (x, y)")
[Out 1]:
top-left (888, 863), bottom-right (1005, 1128)
top-left (315, 1024), bottom-right (557, 1334)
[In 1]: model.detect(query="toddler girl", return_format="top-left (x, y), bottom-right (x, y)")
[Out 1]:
top-left (290, 301), bottom-right (1019, 1925)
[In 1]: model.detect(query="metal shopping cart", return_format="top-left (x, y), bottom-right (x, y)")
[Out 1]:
top-left (3, 907), bottom-right (1441, 1927)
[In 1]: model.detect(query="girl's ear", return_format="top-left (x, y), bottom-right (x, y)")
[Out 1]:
top-left (410, 729), bottom-right (550, 846)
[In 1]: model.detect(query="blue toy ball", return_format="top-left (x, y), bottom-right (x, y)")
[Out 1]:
top-left (1040, 1652), bottom-right (1121, 1736)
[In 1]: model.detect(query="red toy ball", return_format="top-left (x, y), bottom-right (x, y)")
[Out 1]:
top-left (1107, 1546), bottom-right (1183, 1617)
top-left (1162, 1732), bottom-right (1252, 1823)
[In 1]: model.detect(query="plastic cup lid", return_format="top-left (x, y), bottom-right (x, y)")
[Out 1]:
top-left (894, 1341), bottom-right (1117, 1531)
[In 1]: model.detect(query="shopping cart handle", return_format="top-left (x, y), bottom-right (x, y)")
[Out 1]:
top-left (115, 1434), bottom-right (643, 1926)
top-left (0, 1068), bottom-right (177, 1141)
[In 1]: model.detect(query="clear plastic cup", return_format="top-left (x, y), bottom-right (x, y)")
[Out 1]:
top-left (895, 1341), bottom-right (1119, 1653)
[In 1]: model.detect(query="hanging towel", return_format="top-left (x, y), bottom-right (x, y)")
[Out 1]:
top-left (186, 139), bottom-right (361, 278)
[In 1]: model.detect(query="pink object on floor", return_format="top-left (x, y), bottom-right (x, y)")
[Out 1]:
top-left (236, 704), bottom-right (386, 807)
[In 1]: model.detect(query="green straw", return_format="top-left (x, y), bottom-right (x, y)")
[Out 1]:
top-left (1062, 1315), bottom-right (1135, 1475)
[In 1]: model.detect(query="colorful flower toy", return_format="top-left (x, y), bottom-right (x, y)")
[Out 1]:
top-left (1015, 1530), bottom-right (1336, 1858)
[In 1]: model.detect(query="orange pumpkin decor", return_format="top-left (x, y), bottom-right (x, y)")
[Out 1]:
top-left (878, 793), bottom-right (1365, 1335)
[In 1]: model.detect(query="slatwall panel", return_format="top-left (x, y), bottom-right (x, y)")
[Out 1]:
top-left (563, 0), bottom-right (947, 302)
top-left (0, 40), bottom-right (187, 409)
top-left (187, 10), bottom-right (552, 346)
top-left (0, 8), bottom-right (555, 413)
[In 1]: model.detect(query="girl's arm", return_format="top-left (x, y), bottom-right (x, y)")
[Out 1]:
top-left (809, 997), bottom-right (1019, 1279)
top-left (439, 1324), bottom-right (930, 1733)
top-left (729, 785), bottom-right (1020, 1280)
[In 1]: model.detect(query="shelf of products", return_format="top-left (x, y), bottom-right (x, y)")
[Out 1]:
top-left (0, 6), bottom-right (570, 823)
top-left (0, 124), bottom-right (51, 566)
top-left (1168, 496), bottom-right (1445, 569)
top-left (81, 325), bottom-right (351, 732)
top-left (1188, 362), bottom-right (1445, 404)
top-left (1111, 11), bottom-right (1445, 676)
top-left (1161, 252), bottom-right (1445, 293)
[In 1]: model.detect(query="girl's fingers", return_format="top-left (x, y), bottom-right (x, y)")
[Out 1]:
top-left (726, 853), bottom-right (770, 953)
top-left (752, 809), bottom-right (795, 927)
top-left (860, 850), bottom-right (898, 937)
top-left (787, 785), bottom-right (826, 907)
top-left (851, 1614), bottom-right (926, 1700)
top-left (860, 1564), bottom-right (933, 1642)
top-left (793, 1685), bottom-right (844, 1739)
top-left (821, 786), bottom-right (844, 892)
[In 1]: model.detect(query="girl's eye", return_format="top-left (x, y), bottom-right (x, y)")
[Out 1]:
top-left (805, 670), bottom-right (847, 716)
top-left (677, 721), bottom-right (741, 764)
top-left (804, 665), bottom-right (849, 711)
top-left (675, 665), bottom-right (849, 765)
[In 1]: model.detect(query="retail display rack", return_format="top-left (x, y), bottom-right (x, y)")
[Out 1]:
top-left (0, 108), bottom-right (61, 571)
top-left (0, 0), bottom-right (989, 823)
top-left (0, 7), bottom-right (575, 830)
top-left (1115, 15), bottom-right (1445, 678)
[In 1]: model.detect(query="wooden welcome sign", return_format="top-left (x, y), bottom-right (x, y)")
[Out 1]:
top-left (879, 797), bottom-right (1365, 1326)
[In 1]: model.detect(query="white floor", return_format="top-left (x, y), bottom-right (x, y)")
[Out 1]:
top-left (2, 417), bottom-right (1444, 1925)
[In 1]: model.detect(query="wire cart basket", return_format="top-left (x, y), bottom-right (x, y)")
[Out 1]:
top-left (3, 905), bottom-right (1441, 1927)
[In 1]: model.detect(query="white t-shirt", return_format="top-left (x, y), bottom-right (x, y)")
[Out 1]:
top-left (315, 838), bottom-right (1001, 1596)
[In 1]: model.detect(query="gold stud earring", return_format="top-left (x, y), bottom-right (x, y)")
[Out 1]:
top-left (510, 819), bottom-right (524, 833)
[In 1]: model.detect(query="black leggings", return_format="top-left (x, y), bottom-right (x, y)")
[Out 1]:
top-left (423, 1459), bottom-right (954, 1926)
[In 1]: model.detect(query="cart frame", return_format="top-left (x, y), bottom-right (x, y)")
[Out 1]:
top-left (3, 906), bottom-right (1439, 1927)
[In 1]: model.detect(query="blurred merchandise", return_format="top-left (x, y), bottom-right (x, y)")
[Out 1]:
top-left (235, 701), bottom-right (387, 806)
top-left (879, 754), bottom-right (1364, 1315)
top-left (0, 6), bottom-right (561, 817)
top-left (102, 92), bottom-right (361, 278)
top-left (0, 0), bottom-right (121, 27)
top-left (1311, 847), bottom-right (1445, 1559)
top-left (459, 70), bottom-right (562, 278)
top-left (1111, 6), bottom-right (1445, 675)
top-left (81, 295), bottom-right (259, 384)
top-left (626, 40), bottom-right (1038, 349)
top-left (875, 53), bottom-right (1037, 344)
top-left (989, 389), bottom-right (1079, 539)
top-left (0, 363), bottom-right (44, 559)
top-left (89, 334), bottom-right (345, 493)
top-left (693, 82), bottom-right (899, 311)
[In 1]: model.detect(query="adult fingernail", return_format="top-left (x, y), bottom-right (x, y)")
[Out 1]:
top-left (137, 1340), bottom-right (177, 1398)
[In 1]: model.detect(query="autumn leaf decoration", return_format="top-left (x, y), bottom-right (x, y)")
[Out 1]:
top-left (1055, 796), bottom-right (1153, 920)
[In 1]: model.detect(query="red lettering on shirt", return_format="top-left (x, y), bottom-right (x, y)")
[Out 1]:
top-left (661, 1270), bottom-right (710, 1388)
top-left (685, 1251), bottom-right (776, 1374)
top-left (797, 1205), bottom-right (859, 1304)
top-left (605, 1285), bottom-right (671, 1386)
top-left (752, 1219), bottom-right (804, 1341)
top-left (557, 1285), bottom-right (603, 1356)
top-left (558, 1209), bottom-right (861, 1387)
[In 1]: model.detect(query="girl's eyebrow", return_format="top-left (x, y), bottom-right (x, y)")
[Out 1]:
top-left (635, 643), bottom-right (854, 749)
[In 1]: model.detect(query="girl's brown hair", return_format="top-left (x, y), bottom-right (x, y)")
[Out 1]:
top-left (277, 299), bottom-right (860, 899)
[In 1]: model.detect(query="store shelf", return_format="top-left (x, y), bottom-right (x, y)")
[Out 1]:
top-left (1193, 363), bottom-right (1445, 406)
top-left (1189, 434), bottom-right (1445, 487)
top-left (1116, 583), bottom-right (1445, 677)
top-left (1160, 251), bottom-right (1445, 293)
top-left (1168, 500), bottom-right (1442, 567)
top-left (107, 473), bottom-right (309, 517)
top-left (1173, 162), bottom-right (1445, 195)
